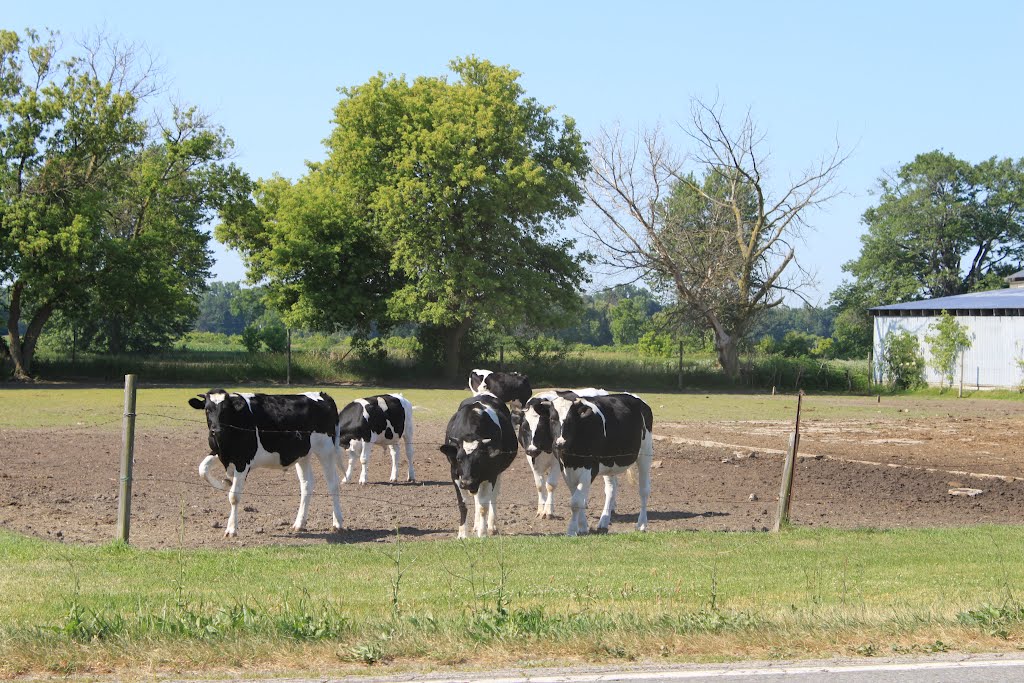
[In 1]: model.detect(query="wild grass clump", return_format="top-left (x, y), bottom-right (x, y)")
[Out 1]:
top-left (37, 596), bottom-right (352, 643)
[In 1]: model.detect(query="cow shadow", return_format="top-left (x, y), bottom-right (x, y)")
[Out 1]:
top-left (611, 509), bottom-right (730, 523)
top-left (277, 525), bottom-right (448, 544)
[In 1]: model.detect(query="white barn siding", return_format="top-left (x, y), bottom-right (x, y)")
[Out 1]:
top-left (873, 315), bottom-right (1024, 389)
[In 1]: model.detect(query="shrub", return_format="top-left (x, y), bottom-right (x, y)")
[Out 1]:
top-left (925, 311), bottom-right (972, 390)
top-left (880, 330), bottom-right (926, 389)
top-left (637, 330), bottom-right (677, 358)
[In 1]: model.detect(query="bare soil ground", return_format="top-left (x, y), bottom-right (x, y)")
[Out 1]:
top-left (2, 397), bottom-right (1023, 548)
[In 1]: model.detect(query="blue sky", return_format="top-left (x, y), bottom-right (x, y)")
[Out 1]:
top-left (8, 1), bottom-right (1024, 304)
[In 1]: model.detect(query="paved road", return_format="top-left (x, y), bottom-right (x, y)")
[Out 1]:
top-left (301, 654), bottom-right (1024, 683)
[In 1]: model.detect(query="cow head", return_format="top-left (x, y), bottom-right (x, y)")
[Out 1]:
top-left (439, 405), bottom-right (505, 494)
top-left (189, 389), bottom-right (235, 489)
top-left (514, 398), bottom-right (553, 458)
top-left (189, 389), bottom-right (234, 453)
top-left (549, 396), bottom-right (603, 457)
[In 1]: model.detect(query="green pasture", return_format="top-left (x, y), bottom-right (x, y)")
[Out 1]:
top-left (0, 384), bottom-right (1010, 431)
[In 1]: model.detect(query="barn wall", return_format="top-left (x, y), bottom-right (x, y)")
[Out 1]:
top-left (872, 315), bottom-right (1024, 389)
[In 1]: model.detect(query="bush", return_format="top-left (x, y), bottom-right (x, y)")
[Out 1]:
top-left (880, 330), bottom-right (926, 389)
top-left (637, 330), bottom-right (676, 358)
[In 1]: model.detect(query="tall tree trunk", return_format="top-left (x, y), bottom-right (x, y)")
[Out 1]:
top-left (442, 319), bottom-right (472, 382)
top-left (6, 282), bottom-right (57, 380)
top-left (706, 314), bottom-right (741, 379)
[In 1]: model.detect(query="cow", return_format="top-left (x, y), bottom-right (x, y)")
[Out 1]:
top-left (337, 393), bottom-right (415, 485)
top-left (468, 369), bottom-right (532, 409)
top-left (548, 392), bottom-right (654, 536)
top-left (439, 392), bottom-right (518, 537)
top-left (511, 388), bottom-right (613, 519)
top-left (189, 389), bottom-right (343, 538)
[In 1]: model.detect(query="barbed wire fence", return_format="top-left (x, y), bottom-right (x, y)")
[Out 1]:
top-left (11, 374), bottom-right (1012, 546)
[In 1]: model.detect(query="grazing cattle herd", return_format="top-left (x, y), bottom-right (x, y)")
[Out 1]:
top-left (192, 370), bottom-right (654, 539)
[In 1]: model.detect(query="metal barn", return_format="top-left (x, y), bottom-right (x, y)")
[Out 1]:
top-left (871, 286), bottom-right (1024, 389)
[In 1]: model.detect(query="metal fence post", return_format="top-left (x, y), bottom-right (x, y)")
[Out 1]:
top-left (116, 374), bottom-right (138, 544)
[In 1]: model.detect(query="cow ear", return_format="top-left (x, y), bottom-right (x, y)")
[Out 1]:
top-left (188, 396), bottom-right (206, 409)
top-left (439, 443), bottom-right (458, 459)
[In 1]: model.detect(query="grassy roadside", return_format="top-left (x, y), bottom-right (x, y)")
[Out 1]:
top-left (2, 526), bottom-right (1024, 677)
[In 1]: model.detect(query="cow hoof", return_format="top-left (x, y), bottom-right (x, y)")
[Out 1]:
top-left (223, 530), bottom-right (236, 538)
top-left (331, 524), bottom-right (342, 533)
top-left (636, 523), bottom-right (647, 532)
top-left (291, 525), bottom-right (306, 533)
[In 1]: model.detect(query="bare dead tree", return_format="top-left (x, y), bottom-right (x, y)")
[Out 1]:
top-left (584, 99), bottom-right (847, 378)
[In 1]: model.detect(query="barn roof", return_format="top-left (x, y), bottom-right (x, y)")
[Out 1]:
top-left (871, 287), bottom-right (1024, 313)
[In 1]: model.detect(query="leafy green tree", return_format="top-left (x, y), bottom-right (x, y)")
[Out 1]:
top-left (0, 29), bottom-right (248, 376)
top-left (220, 57), bottom-right (591, 379)
top-left (842, 151), bottom-right (1024, 305)
top-left (195, 281), bottom-right (249, 335)
top-left (925, 311), bottom-right (973, 390)
top-left (609, 297), bottom-right (648, 345)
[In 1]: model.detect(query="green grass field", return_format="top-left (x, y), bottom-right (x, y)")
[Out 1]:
top-left (2, 526), bottom-right (1023, 676)
top-left (0, 383), bottom-right (1002, 430)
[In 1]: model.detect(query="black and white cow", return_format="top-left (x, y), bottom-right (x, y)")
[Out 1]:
top-left (511, 388), bottom-right (612, 519)
top-left (548, 392), bottom-right (654, 536)
top-left (468, 369), bottom-right (532, 409)
top-left (337, 393), bottom-right (415, 484)
top-left (189, 389), bottom-right (343, 537)
top-left (439, 393), bottom-right (518, 537)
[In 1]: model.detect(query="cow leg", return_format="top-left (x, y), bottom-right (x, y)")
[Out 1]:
top-left (292, 457), bottom-right (315, 532)
top-left (387, 444), bottom-right (400, 483)
top-left (575, 470), bottom-right (593, 536)
top-left (403, 431), bottom-right (416, 482)
top-left (342, 443), bottom-right (358, 484)
top-left (225, 468), bottom-right (248, 538)
top-left (562, 467), bottom-right (589, 536)
top-left (358, 441), bottom-right (372, 485)
top-left (314, 442), bottom-right (344, 531)
top-left (597, 474), bottom-right (619, 531)
top-left (486, 477), bottom-right (502, 536)
top-left (472, 482), bottom-right (490, 537)
top-left (544, 461), bottom-right (560, 519)
top-left (636, 430), bottom-right (654, 531)
top-left (452, 481), bottom-right (469, 539)
top-left (528, 456), bottom-right (547, 518)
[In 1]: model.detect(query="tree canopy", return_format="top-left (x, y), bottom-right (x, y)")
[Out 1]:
top-left (585, 101), bottom-right (845, 377)
top-left (219, 57), bottom-right (592, 378)
top-left (0, 29), bottom-right (249, 376)
top-left (841, 151), bottom-right (1024, 306)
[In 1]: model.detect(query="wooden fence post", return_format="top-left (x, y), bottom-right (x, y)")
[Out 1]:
top-left (773, 391), bottom-right (803, 532)
top-left (116, 374), bottom-right (138, 544)
top-left (286, 328), bottom-right (292, 386)
top-left (677, 340), bottom-right (684, 390)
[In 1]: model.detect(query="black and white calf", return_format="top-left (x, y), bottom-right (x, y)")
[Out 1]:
top-left (337, 393), bottom-right (415, 484)
top-left (468, 369), bottom-right (532, 409)
top-left (548, 392), bottom-right (654, 536)
top-left (189, 389), bottom-right (343, 537)
top-left (512, 388), bottom-right (611, 519)
top-left (439, 393), bottom-right (518, 537)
